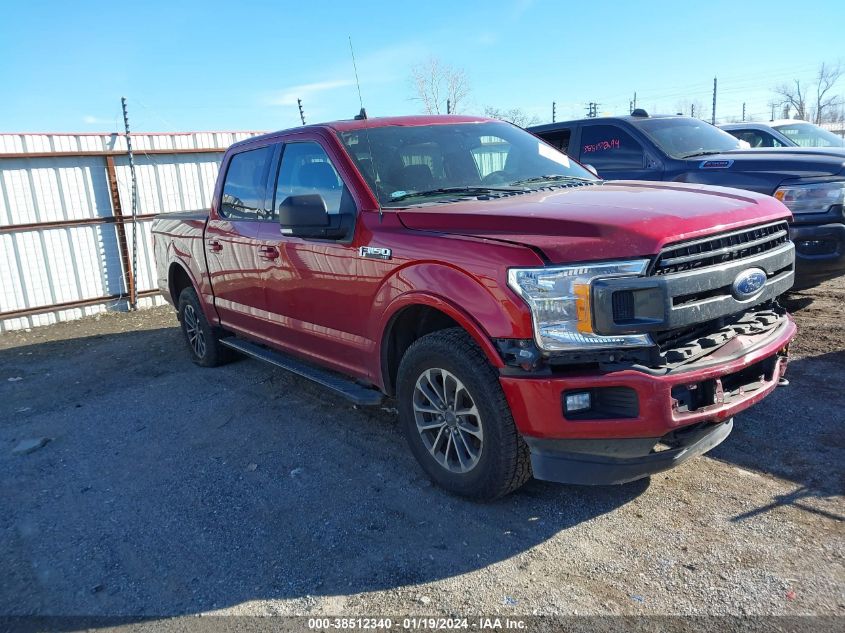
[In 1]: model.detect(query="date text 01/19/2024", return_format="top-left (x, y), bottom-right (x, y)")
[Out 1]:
top-left (307, 617), bottom-right (527, 630)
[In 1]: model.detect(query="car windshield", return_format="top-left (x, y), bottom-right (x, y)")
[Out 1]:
top-left (337, 121), bottom-right (597, 207)
top-left (771, 122), bottom-right (845, 148)
top-left (635, 117), bottom-right (741, 159)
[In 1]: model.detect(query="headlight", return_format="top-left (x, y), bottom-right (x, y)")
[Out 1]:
top-left (774, 181), bottom-right (845, 215)
top-left (508, 260), bottom-right (653, 352)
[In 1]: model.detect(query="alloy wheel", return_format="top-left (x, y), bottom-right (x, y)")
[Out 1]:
top-left (412, 368), bottom-right (483, 473)
top-left (183, 304), bottom-right (206, 359)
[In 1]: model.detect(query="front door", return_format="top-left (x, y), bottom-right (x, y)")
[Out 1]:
top-left (260, 139), bottom-right (369, 377)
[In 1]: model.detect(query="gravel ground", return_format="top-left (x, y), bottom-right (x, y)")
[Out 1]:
top-left (0, 278), bottom-right (843, 619)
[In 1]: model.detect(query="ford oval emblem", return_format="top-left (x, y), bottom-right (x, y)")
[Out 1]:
top-left (732, 268), bottom-right (767, 300)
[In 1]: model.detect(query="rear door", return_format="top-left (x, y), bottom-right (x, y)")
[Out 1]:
top-left (578, 122), bottom-right (663, 180)
top-left (205, 144), bottom-right (276, 339)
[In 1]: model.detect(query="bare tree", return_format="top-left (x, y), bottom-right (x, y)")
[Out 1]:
top-left (410, 58), bottom-right (470, 114)
top-left (674, 99), bottom-right (704, 118)
top-left (483, 106), bottom-right (540, 128)
top-left (774, 79), bottom-right (808, 120)
top-left (813, 62), bottom-right (843, 124)
top-left (773, 62), bottom-right (844, 122)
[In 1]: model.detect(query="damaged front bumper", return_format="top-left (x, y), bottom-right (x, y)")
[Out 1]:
top-left (499, 310), bottom-right (795, 485)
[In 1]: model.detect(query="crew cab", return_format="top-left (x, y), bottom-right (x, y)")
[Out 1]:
top-left (530, 112), bottom-right (845, 288)
top-left (153, 115), bottom-right (796, 499)
top-left (720, 120), bottom-right (845, 150)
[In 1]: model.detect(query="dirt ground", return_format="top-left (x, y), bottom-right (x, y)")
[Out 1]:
top-left (0, 277), bottom-right (843, 621)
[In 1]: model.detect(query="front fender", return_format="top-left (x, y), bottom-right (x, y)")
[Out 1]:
top-left (372, 262), bottom-right (534, 370)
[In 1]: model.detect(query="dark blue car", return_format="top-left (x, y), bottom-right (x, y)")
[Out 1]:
top-left (529, 112), bottom-right (845, 288)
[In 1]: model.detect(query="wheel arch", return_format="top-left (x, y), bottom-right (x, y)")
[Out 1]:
top-left (167, 260), bottom-right (217, 324)
top-left (379, 294), bottom-right (505, 397)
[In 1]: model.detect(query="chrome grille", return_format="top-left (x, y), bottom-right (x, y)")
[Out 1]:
top-left (653, 221), bottom-right (790, 275)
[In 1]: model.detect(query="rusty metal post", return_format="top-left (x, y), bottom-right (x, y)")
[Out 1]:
top-left (121, 97), bottom-right (139, 310)
top-left (105, 156), bottom-right (136, 308)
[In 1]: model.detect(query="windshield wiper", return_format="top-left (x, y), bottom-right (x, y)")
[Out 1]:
top-left (509, 175), bottom-right (598, 185)
top-left (678, 150), bottom-right (728, 159)
top-left (388, 186), bottom-right (526, 202)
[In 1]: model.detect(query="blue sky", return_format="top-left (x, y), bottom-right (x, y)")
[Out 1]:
top-left (1, 0), bottom-right (843, 133)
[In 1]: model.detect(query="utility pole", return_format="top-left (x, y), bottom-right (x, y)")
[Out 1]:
top-left (629, 100), bottom-right (633, 114)
top-left (691, 103), bottom-right (696, 118)
top-left (552, 101), bottom-right (556, 123)
top-left (120, 97), bottom-right (138, 311)
top-left (711, 77), bottom-right (717, 125)
top-left (742, 102), bottom-right (746, 121)
top-left (447, 99), bottom-right (451, 115)
top-left (586, 102), bottom-right (599, 118)
top-left (633, 92), bottom-right (637, 110)
top-left (297, 98), bottom-right (306, 125)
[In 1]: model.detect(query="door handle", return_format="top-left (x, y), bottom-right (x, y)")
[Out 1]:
top-left (258, 245), bottom-right (279, 260)
top-left (207, 240), bottom-right (223, 253)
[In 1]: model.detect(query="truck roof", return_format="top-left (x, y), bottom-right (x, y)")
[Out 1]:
top-left (232, 115), bottom-right (494, 149)
top-left (529, 113), bottom-right (687, 134)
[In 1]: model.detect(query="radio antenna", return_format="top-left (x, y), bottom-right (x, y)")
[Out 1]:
top-left (348, 36), bottom-right (383, 220)
top-left (349, 36), bottom-right (365, 115)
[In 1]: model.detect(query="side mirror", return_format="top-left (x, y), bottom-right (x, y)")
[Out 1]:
top-left (278, 194), bottom-right (350, 240)
top-left (583, 164), bottom-right (599, 177)
top-left (278, 194), bottom-right (329, 232)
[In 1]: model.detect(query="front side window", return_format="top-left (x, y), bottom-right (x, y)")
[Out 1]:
top-left (541, 129), bottom-right (572, 154)
top-left (337, 121), bottom-right (596, 207)
top-left (274, 142), bottom-right (350, 215)
top-left (731, 129), bottom-right (787, 148)
top-left (220, 145), bottom-right (274, 219)
top-left (579, 125), bottom-right (645, 170)
top-left (772, 122), bottom-right (845, 147)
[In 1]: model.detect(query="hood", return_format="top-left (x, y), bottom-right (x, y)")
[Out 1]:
top-left (677, 149), bottom-right (845, 190)
top-left (397, 181), bottom-right (791, 264)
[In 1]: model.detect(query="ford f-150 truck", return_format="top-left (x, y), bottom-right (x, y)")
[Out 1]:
top-left (529, 112), bottom-right (845, 288)
top-left (153, 115), bottom-right (796, 499)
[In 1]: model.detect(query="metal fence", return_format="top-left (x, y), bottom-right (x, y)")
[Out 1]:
top-left (0, 131), bottom-right (263, 332)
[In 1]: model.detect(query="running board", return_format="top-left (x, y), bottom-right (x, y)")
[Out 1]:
top-left (220, 338), bottom-right (384, 406)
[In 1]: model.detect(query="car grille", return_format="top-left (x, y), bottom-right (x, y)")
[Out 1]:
top-left (652, 221), bottom-right (790, 275)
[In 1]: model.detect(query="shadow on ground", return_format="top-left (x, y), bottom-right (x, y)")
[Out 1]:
top-left (0, 328), bottom-right (648, 616)
top-left (708, 349), bottom-right (845, 521)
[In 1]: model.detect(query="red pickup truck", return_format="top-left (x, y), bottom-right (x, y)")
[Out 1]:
top-left (152, 114), bottom-right (796, 499)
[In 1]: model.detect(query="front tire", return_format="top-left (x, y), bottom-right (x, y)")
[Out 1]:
top-left (177, 287), bottom-right (231, 367)
top-left (397, 328), bottom-right (531, 499)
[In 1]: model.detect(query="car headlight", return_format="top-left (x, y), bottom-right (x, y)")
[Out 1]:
top-left (774, 181), bottom-right (845, 215)
top-left (508, 260), bottom-right (653, 352)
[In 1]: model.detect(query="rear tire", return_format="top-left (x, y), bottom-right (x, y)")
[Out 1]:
top-left (397, 328), bottom-right (531, 499)
top-left (177, 287), bottom-right (232, 367)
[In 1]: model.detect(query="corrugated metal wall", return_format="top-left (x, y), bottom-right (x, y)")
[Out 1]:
top-left (0, 131), bottom-right (263, 332)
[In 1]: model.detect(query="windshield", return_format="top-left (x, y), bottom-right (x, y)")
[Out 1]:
top-left (337, 121), bottom-right (597, 207)
top-left (771, 122), bottom-right (845, 148)
top-left (635, 117), bottom-right (741, 159)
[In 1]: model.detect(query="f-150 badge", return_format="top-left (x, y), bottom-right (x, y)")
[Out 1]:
top-left (359, 246), bottom-right (392, 260)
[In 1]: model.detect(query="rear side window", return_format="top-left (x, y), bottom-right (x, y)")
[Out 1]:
top-left (220, 146), bottom-right (274, 220)
top-left (580, 125), bottom-right (644, 170)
